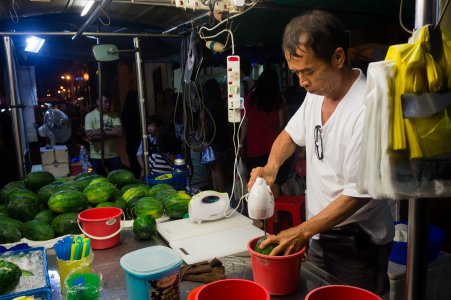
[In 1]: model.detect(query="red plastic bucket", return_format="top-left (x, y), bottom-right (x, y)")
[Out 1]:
top-left (306, 285), bottom-right (382, 300)
top-left (195, 279), bottom-right (269, 300)
top-left (247, 237), bottom-right (305, 295)
top-left (78, 207), bottom-right (124, 249)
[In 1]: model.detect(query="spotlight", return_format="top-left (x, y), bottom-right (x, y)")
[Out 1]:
top-left (81, 1), bottom-right (95, 17)
top-left (25, 36), bottom-right (45, 53)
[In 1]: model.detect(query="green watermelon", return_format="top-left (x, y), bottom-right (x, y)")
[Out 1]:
top-left (88, 177), bottom-right (109, 185)
top-left (135, 197), bottom-right (164, 219)
top-left (0, 181), bottom-right (26, 204)
top-left (120, 183), bottom-right (148, 196)
top-left (74, 172), bottom-right (94, 181)
top-left (113, 196), bottom-right (127, 210)
top-left (54, 177), bottom-right (71, 184)
top-left (254, 236), bottom-right (278, 255)
top-left (148, 184), bottom-right (174, 198)
top-left (107, 169), bottom-right (135, 189)
top-left (51, 212), bottom-right (81, 236)
top-left (133, 215), bottom-right (156, 240)
top-left (48, 190), bottom-right (89, 213)
top-left (38, 183), bottom-right (77, 206)
top-left (0, 216), bottom-right (23, 231)
top-left (21, 220), bottom-right (55, 241)
top-left (0, 226), bottom-right (21, 244)
top-left (0, 260), bottom-right (22, 295)
top-left (34, 209), bottom-right (56, 224)
top-left (122, 186), bottom-right (149, 203)
top-left (64, 175), bottom-right (103, 191)
top-left (155, 189), bottom-right (177, 205)
top-left (24, 170), bottom-right (55, 191)
top-left (164, 193), bottom-right (191, 219)
top-left (0, 217), bottom-right (23, 243)
top-left (96, 202), bottom-right (123, 208)
top-left (0, 204), bottom-right (7, 217)
top-left (83, 181), bottom-right (118, 205)
top-left (6, 189), bottom-right (42, 221)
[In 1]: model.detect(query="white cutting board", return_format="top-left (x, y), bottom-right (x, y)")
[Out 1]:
top-left (157, 213), bottom-right (264, 264)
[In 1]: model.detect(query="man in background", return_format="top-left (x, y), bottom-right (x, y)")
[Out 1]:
top-left (85, 92), bottom-right (123, 175)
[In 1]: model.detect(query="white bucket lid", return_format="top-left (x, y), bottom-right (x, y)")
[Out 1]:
top-left (120, 245), bottom-right (182, 276)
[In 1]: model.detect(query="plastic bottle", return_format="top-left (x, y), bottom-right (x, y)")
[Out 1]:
top-left (172, 154), bottom-right (189, 192)
top-left (80, 145), bottom-right (89, 173)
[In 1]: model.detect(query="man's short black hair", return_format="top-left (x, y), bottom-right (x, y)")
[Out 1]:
top-left (282, 10), bottom-right (348, 64)
top-left (101, 90), bottom-right (112, 99)
top-left (147, 114), bottom-right (164, 128)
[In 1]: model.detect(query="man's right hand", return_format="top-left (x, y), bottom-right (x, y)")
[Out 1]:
top-left (247, 165), bottom-right (278, 192)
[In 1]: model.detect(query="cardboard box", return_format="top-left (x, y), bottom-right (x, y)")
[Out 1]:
top-left (40, 145), bottom-right (70, 177)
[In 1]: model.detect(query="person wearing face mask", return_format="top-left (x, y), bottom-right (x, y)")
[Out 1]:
top-left (84, 91), bottom-right (123, 175)
top-left (247, 10), bottom-right (394, 297)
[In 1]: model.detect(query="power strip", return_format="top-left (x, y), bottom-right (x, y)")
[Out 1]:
top-left (227, 55), bottom-right (241, 123)
top-left (175, 0), bottom-right (241, 12)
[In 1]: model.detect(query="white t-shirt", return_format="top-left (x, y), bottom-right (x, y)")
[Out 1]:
top-left (285, 69), bottom-right (394, 245)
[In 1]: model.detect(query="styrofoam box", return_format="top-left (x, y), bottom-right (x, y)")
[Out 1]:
top-left (40, 145), bottom-right (70, 177)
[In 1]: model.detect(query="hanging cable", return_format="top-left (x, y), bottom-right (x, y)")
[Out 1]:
top-left (399, 0), bottom-right (413, 34)
top-left (9, 0), bottom-right (19, 23)
top-left (98, 7), bottom-right (111, 26)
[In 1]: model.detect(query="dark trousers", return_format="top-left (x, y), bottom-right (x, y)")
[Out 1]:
top-left (308, 238), bottom-right (392, 296)
top-left (90, 156), bottom-right (122, 176)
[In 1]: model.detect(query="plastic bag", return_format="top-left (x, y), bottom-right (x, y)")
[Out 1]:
top-left (200, 146), bottom-right (216, 164)
top-left (385, 25), bottom-right (451, 159)
top-left (358, 60), bottom-right (451, 199)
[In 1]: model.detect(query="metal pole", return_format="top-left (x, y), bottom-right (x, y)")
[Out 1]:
top-left (134, 37), bottom-right (149, 177)
top-left (3, 36), bottom-right (26, 179)
top-left (97, 38), bottom-right (106, 172)
top-left (72, 0), bottom-right (113, 40)
top-left (0, 31), bottom-right (180, 38)
top-left (405, 198), bottom-right (430, 300)
top-left (405, 1), bottom-right (437, 300)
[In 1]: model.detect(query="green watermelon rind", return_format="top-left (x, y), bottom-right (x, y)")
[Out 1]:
top-left (21, 220), bottom-right (55, 241)
top-left (24, 170), bottom-right (55, 191)
top-left (48, 190), bottom-right (89, 214)
top-left (134, 197), bottom-right (164, 219)
top-left (83, 181), bottom-right (118, 205)
top-left (133, 215), bottom-right (156, 240)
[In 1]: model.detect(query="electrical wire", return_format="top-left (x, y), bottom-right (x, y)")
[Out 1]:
top-left (198, 0), bottom-right (258, 36)
top-left (224, 105), bottom-right (248, 218)
top-left (98, 7), bottom-right (111, 26)
top-left (9, 0), bottom-right (19, 23)
top-left (398, 0), bottom-right (413, 34)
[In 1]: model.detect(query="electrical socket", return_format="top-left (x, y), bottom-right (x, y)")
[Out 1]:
top-left (228, 108), bottom-right (241, 123)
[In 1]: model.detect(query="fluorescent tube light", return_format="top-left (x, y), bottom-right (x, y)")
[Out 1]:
top-left (81, 0), bottom-right (95, 17)
top-left (25, 36), bottom-right (45, 53)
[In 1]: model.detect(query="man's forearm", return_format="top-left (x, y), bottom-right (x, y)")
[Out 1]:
top-left (85, 126), bottom-right (122, 141)
top-left (295, 195), bottom-right (370, 240)
top-left (267, 130), bottom-right (296, 170)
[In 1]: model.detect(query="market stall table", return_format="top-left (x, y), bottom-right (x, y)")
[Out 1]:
top-left (47, 228), bottom-right (343, 299)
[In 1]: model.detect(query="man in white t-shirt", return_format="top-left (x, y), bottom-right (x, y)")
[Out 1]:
top-left (248, 10), bottom-right (394, 296)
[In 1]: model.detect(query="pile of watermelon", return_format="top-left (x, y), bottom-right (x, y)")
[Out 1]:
top-left (0, 169), bottom-right (192, 243)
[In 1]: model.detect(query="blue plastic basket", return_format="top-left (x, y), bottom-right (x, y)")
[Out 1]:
top-left (144, 173), bottom-right (174, 188)
top-left (389, 222), bottom-right (446, 265)
top-left (0, 246), bottom-right (51, 300)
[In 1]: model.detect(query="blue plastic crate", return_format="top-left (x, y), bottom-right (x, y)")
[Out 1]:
top-left (0, 246), bottom-right (51, 300)
top-left (389, 222), bottom-right (446, 265)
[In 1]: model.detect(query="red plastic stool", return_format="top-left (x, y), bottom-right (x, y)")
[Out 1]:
top-left (267, 195), bottom-right (305, 234)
